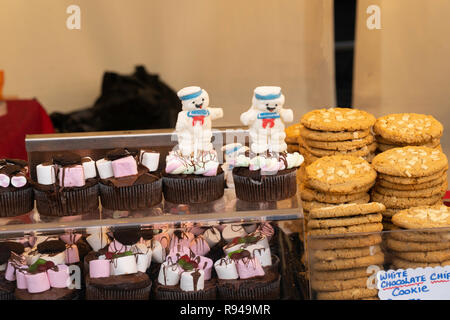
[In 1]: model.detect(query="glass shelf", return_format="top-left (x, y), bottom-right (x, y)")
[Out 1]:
top-left (0, 189), bottom-right (302, 238)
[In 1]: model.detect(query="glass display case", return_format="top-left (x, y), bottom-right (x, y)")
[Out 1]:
top-left (0, 128), bottom-right (306, 300)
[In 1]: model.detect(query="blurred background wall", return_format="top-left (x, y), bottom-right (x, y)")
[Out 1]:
top-left (353, 0), bottom-right (450, 171)
top-left (0, 0), bottom-right (336, 127)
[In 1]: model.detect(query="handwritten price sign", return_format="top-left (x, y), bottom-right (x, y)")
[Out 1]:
top-left (377, 266), bottom-right (450, 300)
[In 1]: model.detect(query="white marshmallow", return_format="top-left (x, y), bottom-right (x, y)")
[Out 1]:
top-left (221, 224), bottom-right (247, 242)
top-left (214, 258), bottom-right (239, 280)
top-left (131, 243), bottom-right (152, 271)
top-left (157, 261), bottom-right (180, 286)
top-left (95, 158), bottom-right (114, 179)
top-left (40, 251), bottom-right (66, 266)
top-left (82, 157), bottom-right (97, 179)
top-left (0, 263), bottom-right (6, 272)
top-left (36, 163), bottom-right (56, 185)
top-left (11, 175), bottom-right (27, 188)
top-left (86, 230), bottom-right (110, 252)
top-left (203, 227), bottom-right (221, 248)
top-left (180, 269), bottom-right (204, 292)
top-left (23, 248), bottom-right (41, 265)
top-left (0, 174), bottom-right (10, 188)
top-left (151, 240), bottom-right (166, 263)
top-left (223, 243), bottom-right (243, 256)
top-left (246, 244), bottom-right (272, 267)
top-left (110, 255), bottom-right (138, 276)
top-left (140, 151), bottom-right (160, 172)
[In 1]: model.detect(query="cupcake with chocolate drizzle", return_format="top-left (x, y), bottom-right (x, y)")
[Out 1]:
top-left (97, 148), bottom-right (162, 210)
top-left (0, 241), bottom-right (25, 299)
top-left (153, 244), bottom-right (216, 300)
top-left (84, 227), bottom-right (152, 300)
top-left (215, 247), bottom-right (280, 300)
top-left (0, 159), bottom-right (34, 217)
top-left (232, 87), bottom-right (304, 202)
top-left (33, 152), bottom-right (99, 216)
top-left (162, 86), bottom-right (224, 204)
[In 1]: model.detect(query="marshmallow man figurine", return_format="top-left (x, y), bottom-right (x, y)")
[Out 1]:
top-left (240, 86), bottom-right (293, 154)
top-left (175, 87), bottom-right (223, 157)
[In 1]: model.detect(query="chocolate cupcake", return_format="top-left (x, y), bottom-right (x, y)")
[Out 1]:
top-left (33, 152), bottom-right (99, 216)
top-left (232, 152), bottom-right (303, 202)
top-left (162, 86), bottom-right (224, 204)
top-left (232, 86), bottom-right (304, 202)
top-left (97, 148), bottom-right (162, 210)
top-left (13, 256), bottom-right (79, 300)
top-left (153, 252), bottom-right (216, 300)
top-left (84, 228), bottom-right (152, 300)
top-left (0, 159), bottom-right (34, 217)
top-left (215, 227), bottom-right (280, 300)
top-left (0, 241), bottom-right (25, 300)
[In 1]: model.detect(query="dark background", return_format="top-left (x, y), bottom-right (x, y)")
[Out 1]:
top-left (334, 0), bottom-right (356, 107)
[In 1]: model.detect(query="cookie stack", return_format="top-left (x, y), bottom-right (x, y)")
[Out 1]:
top-left (371, 146), bottom-right (448, 229)
top-left (387, 205), bottom-right (450, 269)
top-left (307, 203), bottom-right (385, 300)
top-left (298, 108), bottom-right (377, 166)
top-left (301, 155), bottom-right (377, 218)
top-left (374, 113), bottom-right (443, 153)
top-left (285, 123), bottom-right (301, 153)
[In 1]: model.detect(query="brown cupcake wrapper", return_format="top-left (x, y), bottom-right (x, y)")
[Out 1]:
top-left (153, 283), bottom-right (217, 300)
top-left (0, 187), bottom-right (34, 217)
top-left (85, 281), bottom-right (152, 300)
top-left (162, 173), bottom-right (224, 204)
top-left (34, 184), bottom-right (99, 217)
top-left (217, 274), bottom-right (281, 300)
top-left (233, 169), bottom-right (297, 202)
top-left (99, 179), bottom-right (162, 210)
top-left (0, 290), bottom-right (15, 300)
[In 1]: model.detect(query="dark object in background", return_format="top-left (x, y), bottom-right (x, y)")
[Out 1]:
top-left (50, 66), bottom-right (181, 133)
top-left (334, 0), bottom-right (356, 107)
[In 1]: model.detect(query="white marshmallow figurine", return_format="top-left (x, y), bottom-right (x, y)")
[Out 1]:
top-left (240, 86), bottom-right (293, 154)
top-left (175, 86), bottom-right (223, 157)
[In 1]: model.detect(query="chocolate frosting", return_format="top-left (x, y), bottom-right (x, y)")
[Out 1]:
top-left (105, 148), bottom-right (133, 161)
top-left (53, 152), bottom-right (82, 166)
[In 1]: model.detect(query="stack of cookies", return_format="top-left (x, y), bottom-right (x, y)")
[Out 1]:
top-left (285, 123), bottom-right (301, 153)
top-left (301, 155), bottom-right (377, 218)
top-left (307, 203), bottom-right (385, 300)
top-left (371, 146), bottom-right (448, 229)
top-left (298, 108), bottom-right (377, 166)
top-left (387, 204), bottom-right (450, 269)
top-left (373, 113), bottom-right (443, 153)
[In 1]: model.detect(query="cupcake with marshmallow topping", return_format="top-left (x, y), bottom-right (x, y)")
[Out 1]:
top-left (162, 86), bottom-right (225, 204)
top-left (97, 148), bottom-right (162, 210)
top-left (0, 159), bottom-right (34, 217)
top-left (84, 227), bottom-right (152, 300)
top-left (33, 152), bottom-right (99, 216)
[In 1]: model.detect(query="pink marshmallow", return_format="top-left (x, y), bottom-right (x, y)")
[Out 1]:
top-left (16, 270), bottom-right (28, 289)
top-left (188, 227), bottom-right (206, 236)
top-left (65, 245), bottom-right (80, 264)
top-left (189, 237), bottom-right (210, 257)
top-left (167, 245), bottom-right (192, 260)
top-left (11, 175), bottom-right (27, 188)
top-left (0, 174), bottom-right (10, 188)
top-left (196, 256), bottom-right (213, 280)
top-left (111, 156), bottom-right (138, 178)
top-left (153, 232), bottom-right (171, 249)
top-left (47, 265), bottom-right (70, 288)
top-left (89, 259), bottom-right (110, 278)
top-left (236, 257), bottom-right (265, 279)
top-left (5, 262), bottom-right (17, 281)
top-left (25, 272), bottom-right (51, 293)
top-left (169, 232), bottom-right (194, 251)
top-left (60, 233), bottom-right (82, 245)
top-left (59, 165), bottom-right (85, 187)
top-left (108, 240), bottom-right (128, 254)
